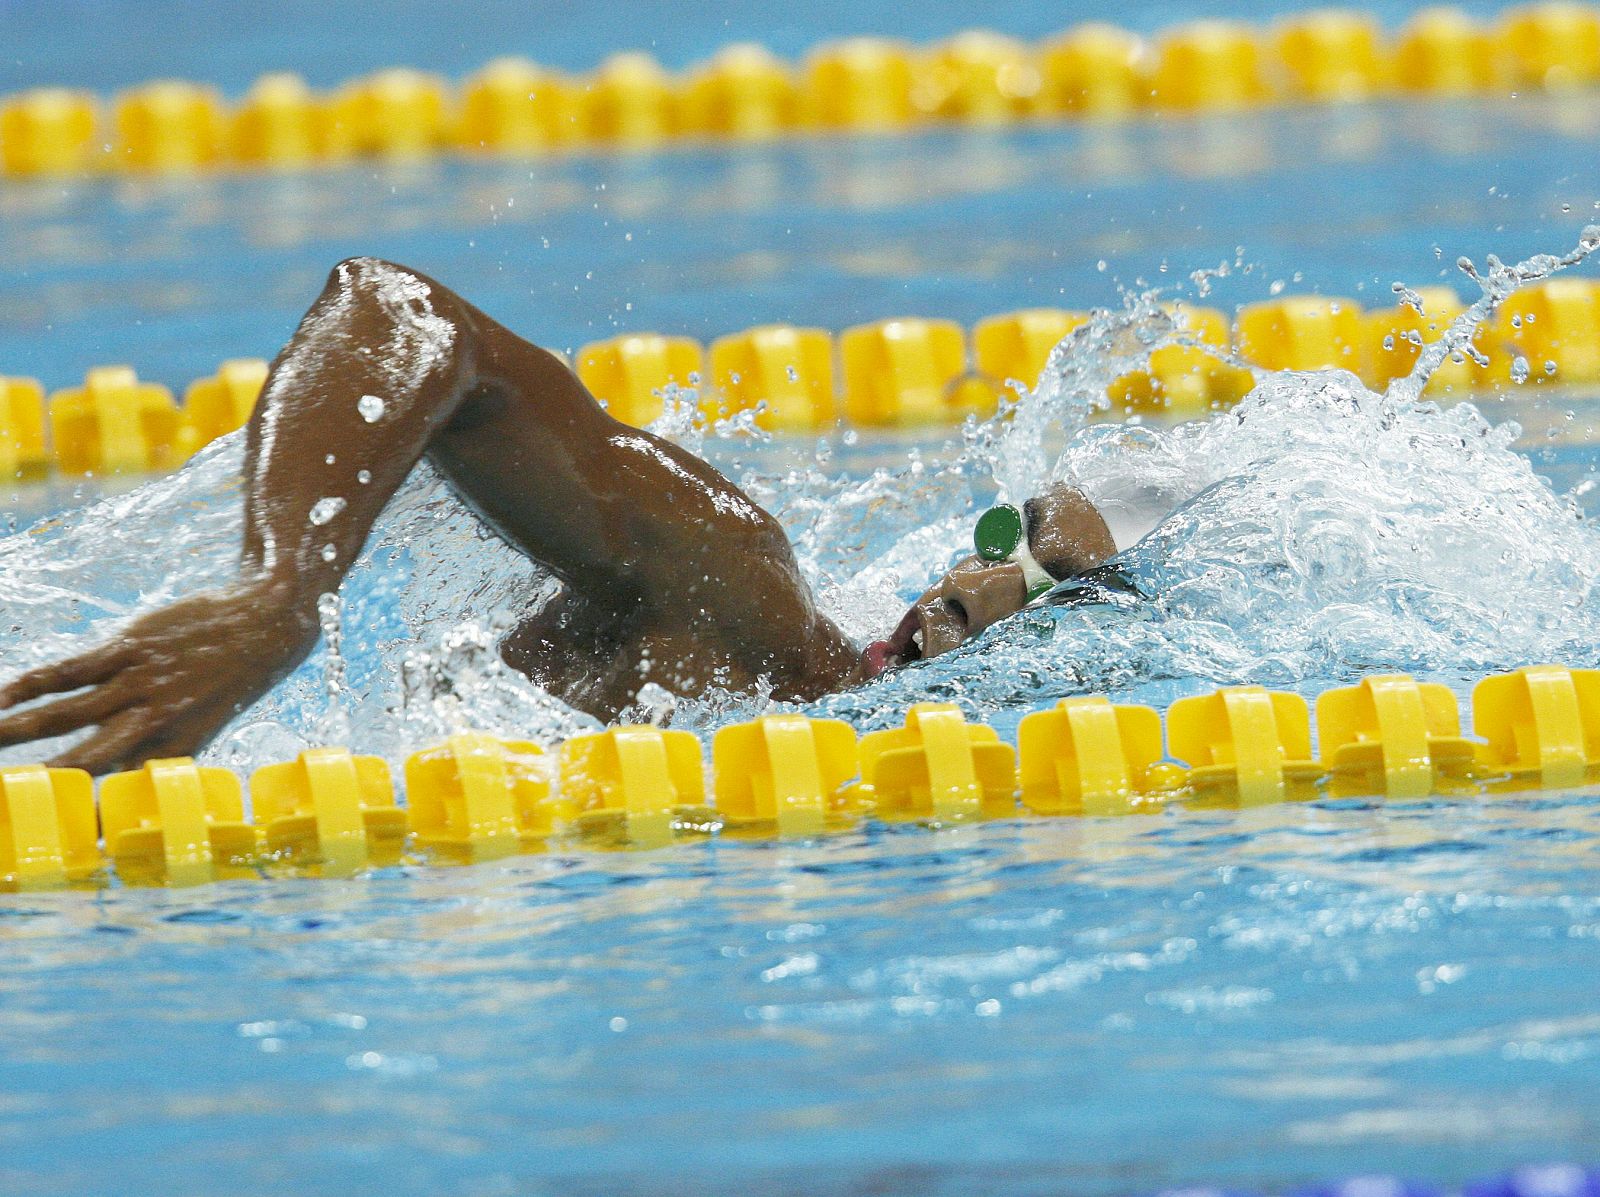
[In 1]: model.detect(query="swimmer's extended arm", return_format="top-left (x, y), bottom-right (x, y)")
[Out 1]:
top-left (0, 257), bottom-right (855, 772)
top-left (238, 258), bottom-right (854, 693)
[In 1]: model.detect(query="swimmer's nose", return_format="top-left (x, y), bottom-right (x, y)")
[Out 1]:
top-left (932, 560), bottom-right (1028, 649)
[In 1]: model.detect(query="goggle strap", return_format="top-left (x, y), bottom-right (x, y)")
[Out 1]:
top-left (1013, 538), bottom-right (1057, 599)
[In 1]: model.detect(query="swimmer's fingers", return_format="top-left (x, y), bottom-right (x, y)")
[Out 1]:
top-left (89, 690), bottom-right (239, 771)
top-left (52, 696), bottom-right (234, 774)
top-left (0, 682), bottom-right (135, 749)
top-left (0, 645), bottom-right (134, 710)
top-left (109, 713), bottom-right (222, 772)
top-left (46, 708), bottom-right (158, 776)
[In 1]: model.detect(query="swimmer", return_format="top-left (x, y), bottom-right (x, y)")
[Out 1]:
top-left (0, 259), bottom-right (1119, 774)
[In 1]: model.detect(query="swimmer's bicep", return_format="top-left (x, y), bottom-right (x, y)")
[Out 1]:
top-left (418, 329), bottom-right (630, 568)
top-left (687, 527), bottom-right (826, 664)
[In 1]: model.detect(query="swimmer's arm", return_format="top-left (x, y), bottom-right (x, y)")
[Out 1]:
top-left (0, 256), bottom-right (499, 770)
top-left (0, 258), bottom-right (633, 769)
top-left (244, 259), bottom-right (857, 697)
top-left (243, 256), bottom-right (674, 609)
top-left (0, 257), bottom-right (844, 768)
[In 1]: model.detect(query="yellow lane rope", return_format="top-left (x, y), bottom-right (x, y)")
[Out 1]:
top-left (3, 281), bottom-right (1595, 481)
top-left (1, 666), bottom-right (1595, 889)
top-left (3, 4), bottom-right (1599, 177)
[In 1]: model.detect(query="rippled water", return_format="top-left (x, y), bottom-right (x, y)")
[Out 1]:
top-left (3, 789), bottom-right (1598, 1196)
top-left (5, 0), bottom-right (1600, 1184)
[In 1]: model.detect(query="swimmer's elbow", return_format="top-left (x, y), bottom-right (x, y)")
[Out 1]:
top-left (328, 255), bottom-right (415, 293)
top-left (331, 253), bottom-right (384, 277)
top-left (309, 257), bottom-right (471, 386)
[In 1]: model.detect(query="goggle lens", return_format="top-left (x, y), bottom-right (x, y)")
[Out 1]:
top-left (974, 503), bottom-right (1024, 562)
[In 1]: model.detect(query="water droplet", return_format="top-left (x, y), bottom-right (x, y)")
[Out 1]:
top-left (309, 496), bottom-right (347, 526)
top-left (1510, 355), bottom-right (1531, 384)
top-left (357, 394), bottom-right (386, 422)
top-left (1545, 360), bottom-right (1559, 376)
top-left (324, 453), bottom-right (336, 465)
top-left (357, 469), bottom-right (372, 485)
top-left (785, 366), bottom-right (798, 382)
top-left (1095, 260), bottom-right (1107, 273)
top-left (1382, 334), bottom-right (1395, 351)
top-left (320, 544), bottom-right (337, 563)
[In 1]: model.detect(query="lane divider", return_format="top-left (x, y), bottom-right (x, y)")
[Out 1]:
top-left (4, 279), bottom-right (1596, 482)
top-left (2, 664), bottom-right (1598, 890)
top-left (3, 4), bottom-right (1600, 177)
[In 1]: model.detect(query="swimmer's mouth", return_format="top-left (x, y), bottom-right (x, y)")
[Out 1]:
top-left (863, 608), bottom-right (924, 678)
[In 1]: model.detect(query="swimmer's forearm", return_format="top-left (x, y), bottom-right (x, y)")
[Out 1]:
top-left (239, 258), bottom-right (478, 609)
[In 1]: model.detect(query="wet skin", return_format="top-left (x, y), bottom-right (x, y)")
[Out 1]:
top-left (0, 259), bottom-right (1115, 774)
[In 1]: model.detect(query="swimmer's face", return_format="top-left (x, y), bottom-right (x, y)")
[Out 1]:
top-left (862, 486), bottom-right (1117, 676)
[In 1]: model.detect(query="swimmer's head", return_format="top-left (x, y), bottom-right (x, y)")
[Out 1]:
top-left (863, 484), bottom-right (1116, 676)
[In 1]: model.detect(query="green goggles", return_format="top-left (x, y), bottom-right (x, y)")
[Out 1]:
top-left (973, 503), bottom-right (1057, 601)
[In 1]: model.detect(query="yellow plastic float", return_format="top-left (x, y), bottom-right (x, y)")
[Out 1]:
top-left (1472, 665), bottom-right (1600, 788)
top-left (404, 733), bottom-right (552, 860)
top-left (252, 747), bottom-right (406, 873)
top-left (48, 366), bottom-right (184, 475)
top-left (713, 714), bottom-right (860, 835)
top-left (1168, 686), bottom-right (1325, 806)
top-left (1017, 696), bottom-right (1180, 815)
top-left (708, 325), bottom-right (838, 430)
top-left (0, 376), bottom-right (48, 480)
top-left (839, 318), bottom-right (970, 426)
top-left (577, 333), bottom-right (705, 427)
top-left (848, 703), bottom-right (1016, 822)
top-left (1316, 674), bottom-right (1477, 798)
top-left (559, 725), bottom-right (705, 848)
top-left (99, 758), bottom-right (257, 886)
top-left (0, 88), bottom-right (99, 176)
top-left (0, 765), bottom-right (99, 890)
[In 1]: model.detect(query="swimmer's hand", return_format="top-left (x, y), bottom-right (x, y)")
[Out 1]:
top-left (0, 578), bottom-right (317, 775)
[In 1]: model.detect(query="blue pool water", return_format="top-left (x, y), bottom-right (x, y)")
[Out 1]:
top-left (4, 2), bottom-right (1600, 1194)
